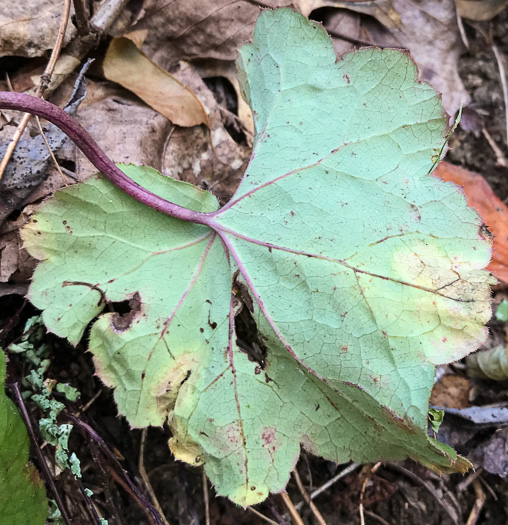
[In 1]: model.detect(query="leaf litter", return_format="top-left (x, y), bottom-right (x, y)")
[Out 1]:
top-left (2, 1), bottom-right (508, 524)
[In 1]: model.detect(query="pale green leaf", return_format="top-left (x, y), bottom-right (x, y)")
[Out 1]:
top-left (22, 8), bottom-right (493, 506)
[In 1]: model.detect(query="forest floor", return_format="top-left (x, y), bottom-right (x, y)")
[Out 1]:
top-left (1, 1), bottom-right (508, 524)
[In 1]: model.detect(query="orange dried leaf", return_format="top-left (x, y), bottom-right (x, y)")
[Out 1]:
top-left (434, 161), bottom-right (508, 283)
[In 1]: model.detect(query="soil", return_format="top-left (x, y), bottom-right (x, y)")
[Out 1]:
top-left (2, 7), bottom-right (508, 525)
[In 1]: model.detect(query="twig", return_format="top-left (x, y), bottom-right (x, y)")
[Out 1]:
top-left (109, 467), bottom-right (159, 524)
top-left (481, 128), bottom-right (508, 167)
top-left (293, 469), bottom-right (327, 525)
top-left (294, 462), bottom-right (359, 512)
top-left (492, 43), bottom-right (508, 146)
top-left (66, 412), bottom-right (164, 525)
top-left (457, 468), bottom-right (483, 493)
top-left (73, 470), bottom-right (106, 525)
top-left (364, 510), bottom-right (390, 525)
top-left (81, 388), bottom-right (103, 412)
top-left (248, 506), bottom-right (281, 525)
top-left (35, 116), bottom-right (69, 185)
top-left (90, 0), bottom-right (130, 33)
top-left (203, 469), bottom-right (210, 525)
top-left (10, 382), bottom-right (73, 525)
top-left (465, 479), bottom-right (486, 525)
top-left (359, 463), bottom-right (381, 525)
top-left (0, 0), bottom-right (71, 181)
top-left (139, 428), bottom-right (171, 525)
top-left (456, 8), bottom-right (470, 50)
top-left (72, 0), bottom-right (90, 35)
top-left (478, 475), bottom-right (498, 501)
top-left (281, 491), bottom-right (305, 525)
top-left (385, 464), bottom-right (459, 525)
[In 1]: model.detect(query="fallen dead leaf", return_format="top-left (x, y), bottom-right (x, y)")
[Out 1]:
top-left (163, 62), bottom-right (250, 203)
top-left (457, 0), bottom-right (508, 21)
top-left (431, 374), bottom-right (471, 409)
top-left (472, 427), bottom-right (508, 477)
top-left (0, 209), bottom-right (37, 285)
top-left (434, 161), bottom-right (508, 283)
top-left (0, 1), bottom-right (76, 58)
top-left (73, 80), bottom-right (173, 180)
top-left (102, 36), bottom-right (210, 127)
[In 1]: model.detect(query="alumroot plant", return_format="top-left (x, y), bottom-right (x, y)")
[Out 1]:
top-left (0, 7), bottom-right (493, 506)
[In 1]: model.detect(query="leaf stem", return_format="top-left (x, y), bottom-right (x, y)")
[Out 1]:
top-left (0, 92), bottom-right (215, 227)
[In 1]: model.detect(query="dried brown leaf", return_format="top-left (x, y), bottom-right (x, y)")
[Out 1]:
top-left (73, 81), bottom-right (173, 180)
top-left (0, 1), bottom-right (75, 58)
top-left (162, 62), bottom-right (250, 202)
top-left (457, 0), bottom-right (508, 21)
top-left (434, 161), bottom-right (508, 283)
top-left (102, 36), bottom-right (209, 127)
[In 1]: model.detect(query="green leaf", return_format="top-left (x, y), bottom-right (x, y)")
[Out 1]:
top-left (22, 8), bottom-right (493, 506)
top-left (429, 408), bottom-right (445, 433)
top-left (495, 299), bottom-right (508, 322)
top-left (0, 351), bottom-right (47, 524)
top-left (55, 383), bottom-right (80, 402)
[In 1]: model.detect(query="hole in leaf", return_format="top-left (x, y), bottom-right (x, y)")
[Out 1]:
top-left (110, 292), bottom-right (141, 332)
top-left (234, 296), bottom-right (267, 369)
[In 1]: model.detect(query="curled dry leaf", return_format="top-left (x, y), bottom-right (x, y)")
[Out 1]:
top-left (434, 161), bottom-right (508, 283)
top-left (102, 36), bottom-right (210, 128)
top-left (467, 344), bottom-right (508, 380)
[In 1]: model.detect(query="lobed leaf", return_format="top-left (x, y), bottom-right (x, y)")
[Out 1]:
top-left (22, 8), bottom-right (493, 505)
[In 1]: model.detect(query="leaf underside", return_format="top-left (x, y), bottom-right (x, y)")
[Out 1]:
top-left (22, 8), bottom-right (493, 506)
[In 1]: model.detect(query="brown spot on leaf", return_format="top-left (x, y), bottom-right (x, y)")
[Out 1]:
top-left (111, 292), bottom-right (142, 332)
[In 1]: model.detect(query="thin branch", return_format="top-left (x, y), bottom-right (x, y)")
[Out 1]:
top-left (0, 92), bottom-right (213, 226)
top-left (65, 412), bottom-right (164, 525)
top-left (247, 506), bottom-right (281, 525)
top-left (364, 510), bottom-right (390, 525)
top-left (293, 469), bottom-right (327, 525)
top-left (10, 382), bottom-right (73, 525)
top-left (294, 463), bottom-right (359, 512)
top-left (385, 464), bottom-right (459, 525)
top-left (280, 491), bottom-right (305, 525)
top-left (139, 428), bottom-right (171, 525)
top-left (0, 0), bottom-right (71, 180)
top-left (202, 470), bottom-right (210, 525)
top-left (492, 43), bottom-right (508, 146)
top-left (482, 127), bottom-right (508, 167)
top-left (465, 479), bottom-right (486, 525)
top-left (72, 0), bottom-right (90, 35)
top-left (35, 116), bottom-right (70, 185)
top-left (359, 462), bottom-right (381, 525)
